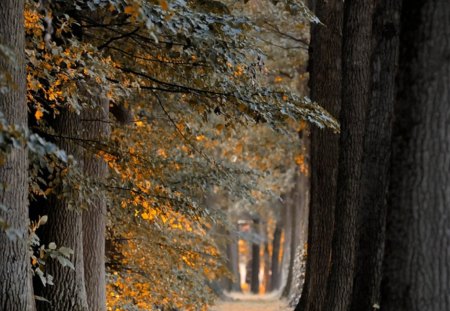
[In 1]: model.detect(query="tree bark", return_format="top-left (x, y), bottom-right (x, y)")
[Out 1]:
top-left (381, 1), bottom-right (450, 310)
top-left (81, 98), bottom-right (110, 311)
top-left (36, 110), bottom-right (89, 311)
top-left (324, 1), bottom-right (374, 310)
top-left (0, 1), bottom-right (34, 310)
top-left (349, 1), bottom-right (400, 310)
top-left (296, 1), bottom-right (342, 310)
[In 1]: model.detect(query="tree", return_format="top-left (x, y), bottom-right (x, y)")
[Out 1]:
top-left (323, 1), bottom-right (374, 310)
top-left (381, 1), bottom-right (450, 310)
top-left (296, 0), bottom-right (342, 310)
top-left (0, 1), bottom-right (34, 310)
top-left (349, 1), bottom-right (400, 310)
top-left (36, 110), bottom-right (89, 311)
top-left (81, 95), bottom-right (110, 311)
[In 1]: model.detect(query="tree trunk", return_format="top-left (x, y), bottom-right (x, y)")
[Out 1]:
top-left (324, 1), bottom-right (374, 310)
top-left (349, 1), bottom-right (400, 310)
top-left (269, 217), bottom-right (283, 291)
top-left (296, 1), bottom-right (342, 310)
top-left (283, 171), bottom-right (308, 300)
top-left (36, 110), bottom-right (89, 311)
top-left (226, 225), bottom-right (241, 292)
top-left (280, 194), bottom-right (292, 291)
top-left (250, 218), bottom-right (261, 294)
top-left (81, 98), bottom-right (110, 311)
top-left (381, 1), bottom-right (450, 310)
top-left (0, 1), bottom-right (34, 310)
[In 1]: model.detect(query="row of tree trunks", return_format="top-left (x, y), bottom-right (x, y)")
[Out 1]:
top-left (0, 1), bottom-right (35, 310)
top-left (382, 1), bottom-right (450, 310)
top-left (299, 1), bottom-right (450, 311)
top-left (296, 0), bottom-right (342, 310)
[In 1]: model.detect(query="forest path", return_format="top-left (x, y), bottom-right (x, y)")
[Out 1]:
top-left (210, 292), bottom-right (292, 311)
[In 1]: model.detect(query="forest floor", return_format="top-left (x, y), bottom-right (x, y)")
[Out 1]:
top-left (209, 292), bottom-right (292, 311)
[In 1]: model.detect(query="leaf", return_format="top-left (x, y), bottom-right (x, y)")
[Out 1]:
top-left (48, 242), bottom-right (57, 250)
top-left (56, 255), bottom-right (75, 270)
top-left (58, 246), bottom-right (74, 257)
top-left (34, 295), bottom-right (51, 303)
top-left (159, 0), bottom-right (169, 11)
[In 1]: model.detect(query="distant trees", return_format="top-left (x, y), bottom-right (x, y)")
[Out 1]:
top-left (1, 0), bottom-right (334, 310)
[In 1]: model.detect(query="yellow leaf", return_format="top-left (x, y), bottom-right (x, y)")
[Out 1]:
top-left (35, 109), bottom-right (44, 121)
top-left (159, 0), bottom-right (169, 10)
top-left (124, 5), bottom-right (137, 15)
top-left (141, 212), bottom-right (149, 220)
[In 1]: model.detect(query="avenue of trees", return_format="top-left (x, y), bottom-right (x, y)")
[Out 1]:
top-left (1, 0), bottom-right (449, 310)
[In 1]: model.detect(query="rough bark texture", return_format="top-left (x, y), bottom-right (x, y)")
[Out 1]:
top-left (349, 1), bottom-right (400, 310)
top-left (381, 1), bottom-right (450, 310)
top-left (324, 1), bottom-right (374, 310)
top-left (296, 1), bottom-right (342, 310)
top-left (0, 1), bottom-right (34, 310)
top-left (37, 110), bottom-right (89, 311)
top-left (81, 99), bottom-right (110, 311)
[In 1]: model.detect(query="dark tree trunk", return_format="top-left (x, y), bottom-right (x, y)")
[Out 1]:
top-left (381, 1), bottom-right (450, 310)
top-left (324, 1), bottom-right (374, 310)
top-left (226, 225), bottom-right (241, 292)
top-left (36, 110), bottom-right (89, 311)
top-left (263, 226), bottom-right (271, 292)
top-left (81, 98), bottom-right (110, 311)
top-left (269, 217), bottom-right (283, 291)
top-left (296, 1), bottom-right (343, 310)
top-left (0, 1), bottom-right (34, 310)
top-left (250, 218), bottom-right (260, 294)
top-left (349, 1), bottom-right (400, 310)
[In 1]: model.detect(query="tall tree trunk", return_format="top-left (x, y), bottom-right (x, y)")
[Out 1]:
top-left (349, 1), bottom-right (400, 310)
top-left (282, 186), bottom-right (297, 298)
top-left (0, 1), bottom-right (34, 310)
top-left (296, 1), bottom-right (342, 310)
top-left (284, 171), bottom-right (308, 300)
top-left (226, 224), bottom-right (241, 292)
top-left (250, 217), bottom-right (261, 294)
top-left (37, 110), bottom-right (89, 311)
top-left (381, 1), bottom-right (450, 310)
top-left (269, 217), bottom-right (283, 291)
top-left (324, 1), bottom-right (374, 310)
top-left (280, 194), bottom-right (292, 291)
top-left (81, 98), bottom-right (110, 311)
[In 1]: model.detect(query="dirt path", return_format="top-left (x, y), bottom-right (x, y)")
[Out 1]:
top-left (209, 292), bottom-right (292, 311)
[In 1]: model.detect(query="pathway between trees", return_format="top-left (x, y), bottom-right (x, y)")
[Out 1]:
top-left (210, 292), bottom-right (292, 311)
